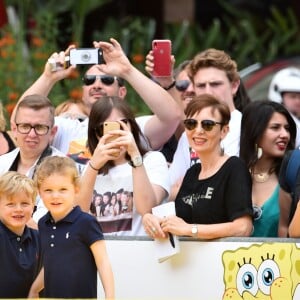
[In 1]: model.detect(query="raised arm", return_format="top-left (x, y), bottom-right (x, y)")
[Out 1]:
top-left (145, 50), bottom-right (186, 140)
top-left (11, 46), bottom-right (76, 123)
top-left (145, 50), bottom-right (185, 117)
top-left (76, 126), bottom-right (168, 215)
top-left (93, 38), bottom-right (181, 150)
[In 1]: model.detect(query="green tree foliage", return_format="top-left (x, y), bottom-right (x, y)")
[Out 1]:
top-left (1, 1), bottom-right (300, 116)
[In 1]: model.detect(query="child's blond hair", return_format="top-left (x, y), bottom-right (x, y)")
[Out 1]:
top-left (0, 171), bottom-right (36, 203)
top-left (34, 156), bottom-right (80, 188)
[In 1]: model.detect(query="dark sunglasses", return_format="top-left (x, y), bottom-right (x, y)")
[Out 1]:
top-left (175, 80), bottom-right (190, 92)
top-left (183, 119), bottom-right (223, 131)
top-left (82, 74), bottom-right (117, 86)
top-left (94, 119), bottom-right (129, 136)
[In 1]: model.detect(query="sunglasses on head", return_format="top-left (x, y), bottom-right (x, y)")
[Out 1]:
top-left (82, 74), bottom-right (117, 86)
top-left (175, 80), bottom-right (190, 92)
top-left (183, 119), bottom-right (223, 131)
top-left (94, 119), bottom-right (129, 136)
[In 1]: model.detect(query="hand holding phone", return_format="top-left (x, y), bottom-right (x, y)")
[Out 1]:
top-left (103, 121), bottom-right (120, 144)
top-left (152, 40), bottom-right (172, 77)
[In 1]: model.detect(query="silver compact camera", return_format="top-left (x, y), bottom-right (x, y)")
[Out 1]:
top-left (69, 48), bottom-right (105, 65)
top-left (48, 56), bottom-right (70, 72)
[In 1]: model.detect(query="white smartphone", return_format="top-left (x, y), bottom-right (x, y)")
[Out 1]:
top-left (69, 48), bottom-right (105, 65)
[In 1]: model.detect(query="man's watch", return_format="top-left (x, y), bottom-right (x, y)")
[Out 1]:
top-left (129, 155), bottom-right (143, 168)
top-left (191, 224), bottom-right (198, 237)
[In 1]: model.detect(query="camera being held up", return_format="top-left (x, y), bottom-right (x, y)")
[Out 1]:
top-left (48, 56), bottom-right (70, 72)
top-left (48, 48), bottom-right (105, 72)
top-left (70, 48), bottom-right (105, 66)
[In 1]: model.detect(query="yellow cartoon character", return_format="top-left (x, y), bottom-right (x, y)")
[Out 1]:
top-left (222, 243), bottom-right (300, 300)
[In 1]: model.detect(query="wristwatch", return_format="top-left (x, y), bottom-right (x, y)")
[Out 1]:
top-left (129, 155), bottom-right (143, 168)
top-left (191, 224), bottom-right (198, 237)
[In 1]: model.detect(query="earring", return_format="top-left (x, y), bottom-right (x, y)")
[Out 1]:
top-left (220, 140), bottom-right (225, 156)
top-left (255, 144), bottom-right (263, 159)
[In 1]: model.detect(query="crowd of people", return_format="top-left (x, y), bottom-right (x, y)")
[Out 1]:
top-left (1, 36), bottom-right (300, 298)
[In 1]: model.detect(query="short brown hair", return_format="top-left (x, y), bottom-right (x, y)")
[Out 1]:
top-left (188, 48), bottom-right (239, 83)
top-left (184, 94), bottom-right (231, 125)
top-left (15, 94), bottom-right (55, 127)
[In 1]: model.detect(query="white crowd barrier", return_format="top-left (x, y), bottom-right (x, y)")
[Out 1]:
top-left (97, 237), bottom-right (300, 299)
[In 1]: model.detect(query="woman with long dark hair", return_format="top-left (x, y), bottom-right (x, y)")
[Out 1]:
top-left (77, 96), bottom-right (170, 236)
top-left (240, 100), bottom-right (296, 237)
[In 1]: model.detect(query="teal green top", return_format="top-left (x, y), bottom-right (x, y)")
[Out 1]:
top-left (251, 184), bottom-right (279, 237)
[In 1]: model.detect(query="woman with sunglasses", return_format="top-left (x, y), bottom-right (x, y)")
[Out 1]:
top-left (76, 96), bottom-right (170, 236)
top-left (240, 100), bottom-right (296, 237)
top-left (143, 94), bottom-right (253, 240)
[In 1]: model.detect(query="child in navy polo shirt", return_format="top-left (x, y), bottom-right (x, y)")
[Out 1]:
top-left (0, 171), bottom-right (41, 298)
top-left (29, 156), bottom-right (114, 299)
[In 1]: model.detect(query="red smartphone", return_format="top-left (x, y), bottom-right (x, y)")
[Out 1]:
top-left (152, 39), bottom-right (172, 77)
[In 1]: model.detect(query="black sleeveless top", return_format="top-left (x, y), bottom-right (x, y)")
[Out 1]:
top-left (2, 131), bottom-right (16, 153)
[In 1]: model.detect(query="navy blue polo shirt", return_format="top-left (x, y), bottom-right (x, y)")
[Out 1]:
top-left (38, 205), bottom-right (104, 298)
top-left (0, 221), bottom-right (41, 298)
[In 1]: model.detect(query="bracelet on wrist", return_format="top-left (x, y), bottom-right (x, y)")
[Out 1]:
top-left (163, 80), bottom-right (176, 91)
top-left (89, 161), bottom-right (99, 172)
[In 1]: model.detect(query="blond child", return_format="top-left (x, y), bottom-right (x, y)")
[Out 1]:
top-left (29, 156), bottom-right (114, 299)
top-left (0, 171), bottom-right (41, 298)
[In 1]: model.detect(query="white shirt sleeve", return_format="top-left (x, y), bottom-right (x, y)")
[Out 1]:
top-left (222, 110), bottom-right (242, 157)
top-left (143, 151), bottom-right (170, 196)
top-left (135, 115), bottom-right (153, 136)
top-left (52, 117), bottom-right (88, 153)
top-left (168, 133), bottom-right (191, 185)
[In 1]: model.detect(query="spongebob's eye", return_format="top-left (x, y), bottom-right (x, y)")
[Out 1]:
top-left (257, 259), bottom-right (280, 295)
top-left (236, 264), bottom-right (258, 296)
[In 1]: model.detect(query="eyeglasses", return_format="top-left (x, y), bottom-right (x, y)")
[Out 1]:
top-left (94, 119), bottom-right (129, 136)
top-left (16, 123), bottom-right (50, 136)
top-left (183, 119), bottom-right (223, 131)
top-left (82, 74), bottom-right (118, 86)
top-left (175, 80), bottom-right (190, 92)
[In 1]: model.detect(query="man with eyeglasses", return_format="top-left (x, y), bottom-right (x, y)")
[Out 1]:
top-left (12, 38), bottom-right (181, 161)
top-left (0, 94), bottom-right (66, 225)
